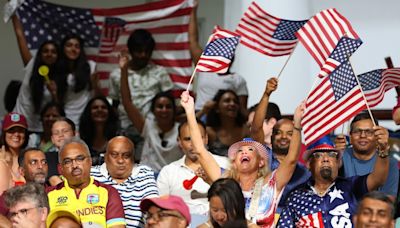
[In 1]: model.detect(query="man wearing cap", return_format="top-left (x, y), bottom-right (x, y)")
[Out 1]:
top-left (91, 136), bottom-right (158, 228)
top-left (277, 133), bottom-right (390, 228)
top-left (47, 137), bottom-right (126, 227)
top-left (336, 112), bottom-right (398, 200)
top-left (140, 195), bottom-right (191, 228)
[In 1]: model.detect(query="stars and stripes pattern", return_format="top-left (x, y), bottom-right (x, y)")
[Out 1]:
top-left (358, 68), bottom-right (400, 108)
top-left (14, 0), bottom-right (194, 97)
top-left (98, 17), bottom-right (126, 55)
top-left (296, 8), bottom-right (360, 68)
top-left (196, 26), bottom-right (240, 73)
top-left (236, 1), bottom-right (307, 57)
top-left (302, 61), bottom-right (366, 146)
top-left (297, 212), bottom-right (324, 227)
top-left (318, 36), bottom-right (363, 78)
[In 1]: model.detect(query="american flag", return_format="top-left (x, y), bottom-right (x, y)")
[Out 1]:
top-left (12, 0), bottom-right (194, 97)
top-left (98, 17), bottom-right (126, 55)
top-left (318, 36), bottom-right (362, 78)
top-left (358, 68), bottom-right (400, 107)
top-left (196, 26), bottom-right (240, 74)
top-left (297, 212), bottom-right (324, 228)
top-left (235, 1), bottom-right (307, 57)
top-left (302, 61), bottom-right (366, 146)
top-left (296, 8), bottom-right (359, 67)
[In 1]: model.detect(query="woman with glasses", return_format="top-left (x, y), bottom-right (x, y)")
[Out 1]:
top-left (119, 54), bottom-right (180, 173)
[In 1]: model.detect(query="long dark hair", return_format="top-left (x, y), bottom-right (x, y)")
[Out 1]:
top-left (208, 178), bottom-right (246, 228)
top-left (55, 34), bottom-right (91, 106)
top-left (150, 91), bottom-right (177, 116)
top-left (30, 41), bottom-right (59, 113)
top-left (206, 90), bottom-right (246, 128)
top-left (79, 96), bottom-right (119, 148)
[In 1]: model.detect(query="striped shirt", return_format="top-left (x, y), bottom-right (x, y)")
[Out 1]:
top-left (91, 163), bottom-right (159, 228)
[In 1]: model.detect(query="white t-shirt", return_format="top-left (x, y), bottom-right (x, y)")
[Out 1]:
top-left (194, 72), bottom-right (248, 110)
top-left (14, 59), bottom-right (52, 132)
top-left (157, 155), bottom-right (229, 215)
top-left (140, 117), bottom-right (181, 172)
top-left (63, 60), bottom-right (96, 128)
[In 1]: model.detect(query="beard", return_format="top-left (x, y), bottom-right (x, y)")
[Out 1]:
top-left (320, 167), bottom-right (333, 180)
top-left (273, 147), bottom-right (288, 155)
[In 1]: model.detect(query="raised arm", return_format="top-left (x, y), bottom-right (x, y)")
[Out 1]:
top-left (188, 1), bottom-right (202, 65)
top-left (366, 126), bottom-right (390, 192)
top-left (119, 53), bottom-right (145, 133)
top-left (11, 14), bottom-right (32, 66)
top-left (250, 77), bottom-right (278, 144)
top-left (274, 102), bottom-right (304, 192)
top-left (181, 91), bottom-right (221, 182)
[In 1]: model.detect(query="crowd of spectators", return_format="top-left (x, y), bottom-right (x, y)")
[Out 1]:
top-left (0, 2), bottom-right (399, 228)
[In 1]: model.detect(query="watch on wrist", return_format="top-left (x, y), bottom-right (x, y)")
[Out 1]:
top-left (377, 145), bottom-right (390, 158)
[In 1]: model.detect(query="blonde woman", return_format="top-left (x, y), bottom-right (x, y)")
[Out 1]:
top-left (181, 91), bottom-right (304, 227)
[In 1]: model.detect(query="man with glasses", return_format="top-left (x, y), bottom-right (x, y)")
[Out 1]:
top-left (140, 195), bottom-right (190, 228)
top-left (47, 137), bottom-right (126, 227)
top-left (4, 183), bottom-right (48, 228)
top-left (336, 112), bottom-right (399, 200)
top-left (277, 135), bottom-right (390, 228)
top-left (91, 136), bottom-right (158, 228)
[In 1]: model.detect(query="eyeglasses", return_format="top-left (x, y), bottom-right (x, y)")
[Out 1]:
top-left (351, 128), bottom-right (375, 137)
top-left (144, 210), bottom-right (183, 222)
top-left (311, 151), bottom-right (339, 160)
top-left (28, 159), bottom-right (48, 167)
top-left (62, 155), bottom-right (87, 167)
top-left (8, 207), bottom-right (39, 219)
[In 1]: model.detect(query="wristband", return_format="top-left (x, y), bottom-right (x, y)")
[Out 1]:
top-left (293, 126), bottom-right (302, 131)
top-left (377, 145), bottom-right (390, 158)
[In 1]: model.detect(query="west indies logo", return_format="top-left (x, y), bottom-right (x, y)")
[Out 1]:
top-left (87, 194), bottom-right (99, 204)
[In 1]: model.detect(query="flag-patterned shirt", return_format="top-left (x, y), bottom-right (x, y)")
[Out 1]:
top-left (277, 175), bottom-right (368, 228)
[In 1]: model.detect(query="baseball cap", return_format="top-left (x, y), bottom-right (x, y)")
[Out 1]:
top-left (2, 112), bottom-right (27, 131)
top-left (140, 195), bottom-right (191, 224)
top-left (303, 135), bottom-right (341, 161)
top-left (228, 138), bottom-right (268, 161)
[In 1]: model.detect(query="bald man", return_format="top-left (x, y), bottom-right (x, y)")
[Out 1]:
top-left (91, 136), bottom-right (159, 228)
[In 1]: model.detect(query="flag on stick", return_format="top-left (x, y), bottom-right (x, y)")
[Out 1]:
top-left (318, 36), bottom-right (362, 78)
top-left (236, 1), bottom-right (307, 57)
top-left (358, 68), bottom-right (400, 107)
top-left (302, 61), bottom-right (366, 145)
top-left (296, 8), bottom-right (359, 67)
top-left (196, 26), bottom-right (240, 73)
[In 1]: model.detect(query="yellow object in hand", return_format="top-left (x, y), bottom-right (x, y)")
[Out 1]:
top-left (38, 65), bottom-right (50, 82)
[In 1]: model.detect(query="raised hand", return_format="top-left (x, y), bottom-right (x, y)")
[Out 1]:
top-left (373, 126), bottom-right (389, 151)
top-left (334, 134), bottom-right (347, 151)
top-left (118, 50), bottom-right (130, 70)
top-left (180, 91), bottom-right (195, 113)
top-left (265, 77), bottom-right (278, 96)
top-left (293, 101), bottom-right (305, 128)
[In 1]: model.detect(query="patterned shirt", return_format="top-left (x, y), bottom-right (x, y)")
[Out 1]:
top-left (47, 177), bottom-right (126, 227)
top-left (91, 164), bottom-right (159, 228)
top-left (277, 175), bottom-right (368, 228)
top-left (108, 64), bottom-right (174, 128)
